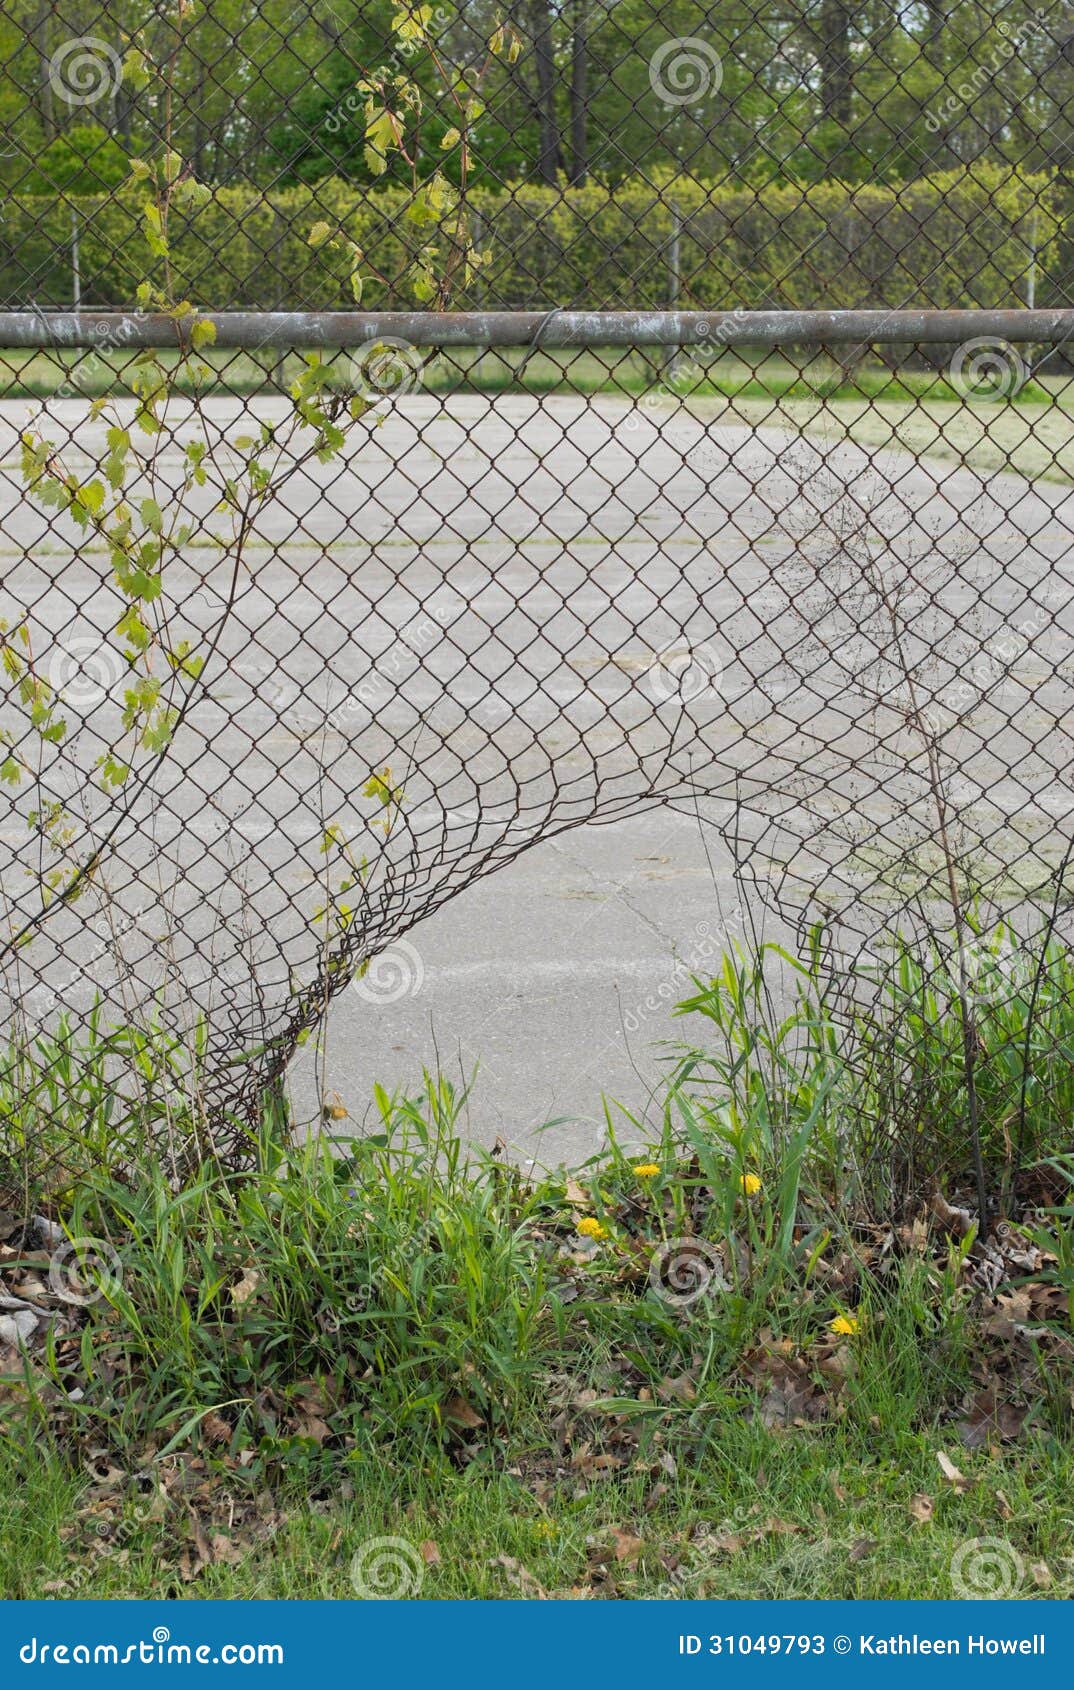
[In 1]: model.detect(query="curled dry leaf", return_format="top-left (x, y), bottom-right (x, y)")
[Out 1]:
top-left (936, 1451), bottom-right (972, 1492)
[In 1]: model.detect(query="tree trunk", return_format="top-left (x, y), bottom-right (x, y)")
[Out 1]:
top-left (818, 1), bottom-right (852, 126)
top-left (570, 0), bottom-right (588, 186)
top-left (33, 4), bottom-right (55, 142)
top-left (530, 0), bottom-right (564, 184)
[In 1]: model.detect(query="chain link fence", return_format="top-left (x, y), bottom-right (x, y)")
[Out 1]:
top-left (2, 1), bottom-right (1074, 1214)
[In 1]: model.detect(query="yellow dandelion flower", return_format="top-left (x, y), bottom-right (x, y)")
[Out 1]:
top-left (829, 1313), bottom-right (861, 1336)
top-left (740, 1171), bottom-right (762, 1196)
top-left (633, 1162), bottom-right (661, 1178)
top-left (577, 1216), bottom-right (608, 1240)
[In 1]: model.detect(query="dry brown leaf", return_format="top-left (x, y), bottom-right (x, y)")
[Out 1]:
top-left (610, 1529), bottom-right (643, 1565)
top-left (201, 1412), bottom-right (231, 1446)
top-left (292, 1387), bottom-right (332, 1444)
top-left (980, 1289), bottom-right (1032, 1340)
top-left (818, 1342), bottom-right (857, 1382)
top-left (186, 1508), bottom-right (212, 1576)
top-left (909, 1493), bottom-right (934, 1524)
top-left (936, 1451), bottom-right (972, 1491)
top-left (209, 1534), bottom-right (245, 1566)
top-left (489, 1554), bottom-right (549, 1598)
top-left (656, 1373), bottom-right (697, 1404)
top-left (931, 1192), bottom-right (974, 1239)
top-left (694, 1528), bottom-right (745, 1557)
top-left (230, 1268), bottom-right (261, 1310)
top-left (444, 1395), bottom-right (483, 1430)
top-left (957, 1389), bottom-right (1027, 1449)
top-left (906, 1215), bottom-right (929, 1255)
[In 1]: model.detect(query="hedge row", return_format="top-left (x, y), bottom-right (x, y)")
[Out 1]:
top-left (0, 164), bottom-right (1058, 313)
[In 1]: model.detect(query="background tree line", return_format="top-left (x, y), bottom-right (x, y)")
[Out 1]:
top-left (1, 1), bottom-right (1073, 309)
top-left (4, 1), bottom-right (1074, 193)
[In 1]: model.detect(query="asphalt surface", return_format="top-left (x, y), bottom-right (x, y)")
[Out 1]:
top-left (3, 388), bottom-right (1073, 1162)
top-left (286, 798), bottom-right (774, 1164)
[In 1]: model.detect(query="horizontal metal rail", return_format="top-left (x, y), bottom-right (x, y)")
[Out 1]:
top-left (1, 308), bottom-right (1073, 350)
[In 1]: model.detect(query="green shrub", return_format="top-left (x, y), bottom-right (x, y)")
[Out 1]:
top-left (1, 163), bottom-right (1058, 313)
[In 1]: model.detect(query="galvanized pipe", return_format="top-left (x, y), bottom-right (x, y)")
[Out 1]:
top-left (1, 307), bottom-right (1073, 349)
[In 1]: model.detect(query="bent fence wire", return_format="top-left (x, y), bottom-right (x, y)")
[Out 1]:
top-left (2, 1), bottom-right (1074, 1208)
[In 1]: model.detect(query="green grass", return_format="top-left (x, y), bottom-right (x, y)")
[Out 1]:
top-left (4, 1390), bottom-right (1072, 1599)
top-left (0, 343), bottom-right (1061, 406)
top-left (4, 928), bottom-right (1074, 1599)
top-left (5, 343), bottom-right (1069, 484)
